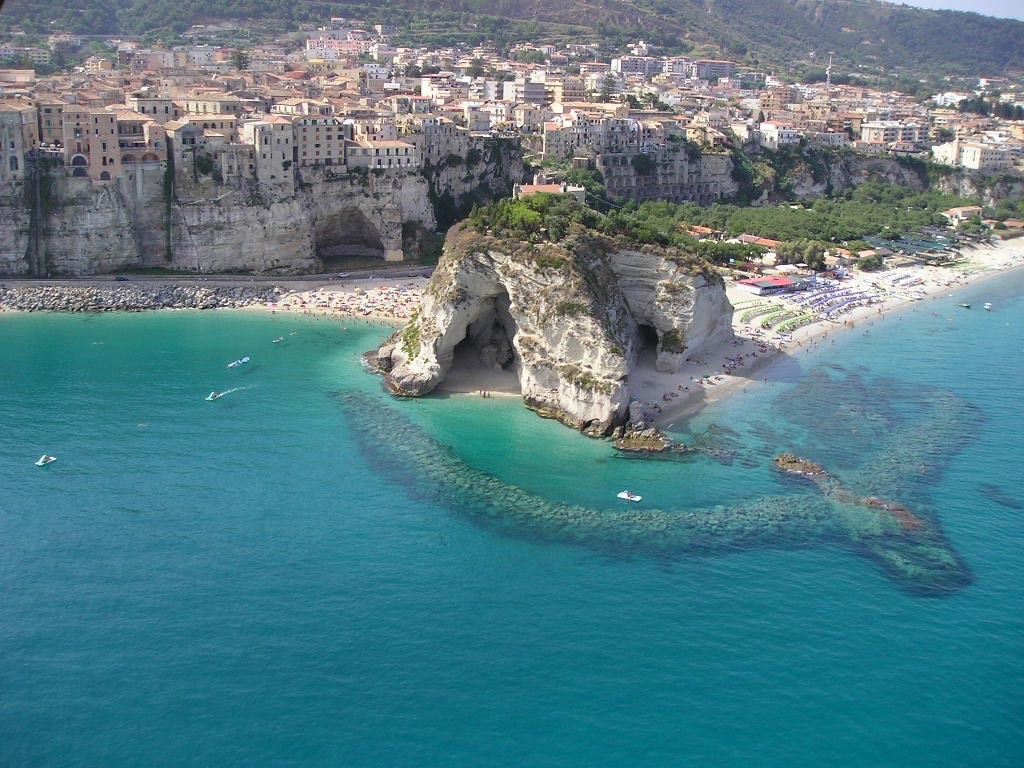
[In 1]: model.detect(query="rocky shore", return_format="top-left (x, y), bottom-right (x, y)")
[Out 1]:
top-left (0, 283), bottom-right (279, 313)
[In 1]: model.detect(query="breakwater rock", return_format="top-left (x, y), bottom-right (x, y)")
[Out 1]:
top-left (376, 223), bottom-right (733, 436)
top-left (338, 388), bottom-right (973, 596)
top-left (0, 283), bottom-right (278, 312)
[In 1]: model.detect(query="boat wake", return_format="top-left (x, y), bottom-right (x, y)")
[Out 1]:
top-left (205, 385), bottom-right (255, 401)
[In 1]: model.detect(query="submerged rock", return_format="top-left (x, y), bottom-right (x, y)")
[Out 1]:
top-left (774, 453), bottom-right (829, 476)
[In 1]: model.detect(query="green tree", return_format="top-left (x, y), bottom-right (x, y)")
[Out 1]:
top-left (858, 253), bottom-right (885, 271)
top-left (230, 48), bottom-right (250, 70)
top-left (631, 153), bottom-right (656, 176)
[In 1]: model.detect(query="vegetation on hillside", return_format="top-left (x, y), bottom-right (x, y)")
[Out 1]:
top-left (465, 183), bottom-right (982, 270)
top-left (3, 0), bottom-right (1021, 81)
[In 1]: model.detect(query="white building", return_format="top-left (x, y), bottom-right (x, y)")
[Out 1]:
top-left (932, 138), bottom-right (1012, 171)
top-left (345, 139), bottom-right (418, 169)
top-left (759, 121), bottom-right (800, 148)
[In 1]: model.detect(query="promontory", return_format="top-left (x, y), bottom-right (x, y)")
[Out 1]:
top-left (373, 194), bottom-right (734, 436)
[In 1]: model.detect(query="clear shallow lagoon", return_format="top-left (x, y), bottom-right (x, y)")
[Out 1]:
top-left (1, 274), bottom-right (1022, 766)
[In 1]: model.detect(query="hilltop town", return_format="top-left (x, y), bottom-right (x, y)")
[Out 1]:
top-left (0, 17), bottom-right (1022, 277)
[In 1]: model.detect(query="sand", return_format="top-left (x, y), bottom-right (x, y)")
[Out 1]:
top-left (291, 237), bottom-right (1023, 422)
top-left (632, 236), bottom-right (1024, 428)
top-left (261, 276), bottom-right (428, 325)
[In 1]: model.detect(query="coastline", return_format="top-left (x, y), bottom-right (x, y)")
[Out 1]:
top-left (637, 237), bottom-right (1024, 428)
top-left (4, 238), bottom-right (1023, 429)
top-left (0, 275), bottom-right (428, 324)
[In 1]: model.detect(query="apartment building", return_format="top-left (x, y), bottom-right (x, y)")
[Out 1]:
top-left (502, 78), bottom-right (548, 105)
top-left (293, 114), bottom-right (348, 167)
top-left (860, 120), bottom-right (929, 146)
top-left (179, 94), bottom-right (245, 116)
top-left (345, 138), bottom-right (417, 169)
top-left (759, 121), bottom-right (801, 148)
top-left (0, 103), bottom-right (38, 183)
top-left (36, 97), bottom-right (68, 145)
top-left (62, 108), bottom-right (121, 181)
top-left (126, 93), bottom-right (181, 124)
top-left (239, 115), bottom-right (294, 185)
top-left (958, 142), bottom-right (1012, 171)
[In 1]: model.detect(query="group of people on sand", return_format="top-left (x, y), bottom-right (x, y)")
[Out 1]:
top-left (270, 284), bottom-right (423, 320)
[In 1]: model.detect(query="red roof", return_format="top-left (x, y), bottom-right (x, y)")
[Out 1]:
top-left (739, 277), bottom-right (796, 288)
top-left (518, 184), bottom-right (564, 196)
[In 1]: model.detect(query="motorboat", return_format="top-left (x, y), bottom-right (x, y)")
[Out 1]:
top-left (984, 302), bottom-right (992, 311)
top-left (205, 391), bottom-right (222, 401)
top-left (227, 356), bottom-right (251, 368)
top-left (617, 490), bottom-right (642, 502)
top-left (35, 454), bottom-right (57, 466)
top-left (958, 303), bottom-right (971, 309)
top-left (272, 337), bottom-right (285, 344)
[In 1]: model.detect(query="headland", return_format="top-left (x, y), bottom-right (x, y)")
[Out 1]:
top-left (4, 236), bottom-right (1022, 432)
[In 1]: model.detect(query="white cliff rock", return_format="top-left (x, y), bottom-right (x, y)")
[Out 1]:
top-left (0, 165), bottom-right (437, 276)
top-left (378, 223), bottom-right (734, 436)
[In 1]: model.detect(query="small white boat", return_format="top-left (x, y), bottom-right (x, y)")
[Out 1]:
top-left (617, 490), bottom-right (642, 502)
top-left (227, 356), bottom-right (251, 368)
top-left (272, 337), bottom-right (285, 344)
top-left (959, 303), bottom-right (971, 309)
top-left (35, 454), bottom-right (57, 466)
top-left (205, 391), bottom-right (222, 401)
top-left (984, 302), bottom-right (992, 311)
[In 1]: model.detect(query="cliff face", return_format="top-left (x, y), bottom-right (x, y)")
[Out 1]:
top-left (0, 165), bottom-right (440, 277)
top-left (750, 150), bottom-right (1023, 206)
top-left (376, 224), bottom-right (733, 436)
top-left (422, 137), bottom-right (525, 228)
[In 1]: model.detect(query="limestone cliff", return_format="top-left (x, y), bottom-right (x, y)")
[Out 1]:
top-left (376, 223), bottom-right (733, 436)
top-left (421, 136), bottom-right (525, 229)
top-left (0, 165), bottom-right (438, 277)
top-left (735, 147), bottom-right (1024, 206)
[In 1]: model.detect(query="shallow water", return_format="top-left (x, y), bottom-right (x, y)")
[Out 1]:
top-left (1, 272), bottom-right (1022, 766)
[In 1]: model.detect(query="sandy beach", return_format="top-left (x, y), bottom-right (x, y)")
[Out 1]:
top-left (631, 236), bottom-right (1024, 427)
top-left (263, 237), bottom-right (1024, 420)
top-left (262, 277), bottom-right (428, 325)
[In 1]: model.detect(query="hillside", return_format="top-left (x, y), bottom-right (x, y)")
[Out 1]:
top-left (2, 0), bottom-right (1022, 81)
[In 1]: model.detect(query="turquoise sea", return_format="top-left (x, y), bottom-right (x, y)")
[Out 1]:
top-left (1, 272), bottom-right (1022, 766)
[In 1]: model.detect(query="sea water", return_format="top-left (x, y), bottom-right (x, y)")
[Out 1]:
top-left (1, 274), bottom-right (1021, 766)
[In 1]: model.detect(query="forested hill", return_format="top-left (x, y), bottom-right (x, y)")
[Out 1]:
top-left (2, 0), bottom-right (1022, 81)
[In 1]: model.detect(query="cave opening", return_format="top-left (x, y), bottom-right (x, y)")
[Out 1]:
top-left (635, 323), bottom-right (660, 368)
top-left (444, 290), bottom-right (521, 394)
top-left (315, 208), bottom-right (386, 269)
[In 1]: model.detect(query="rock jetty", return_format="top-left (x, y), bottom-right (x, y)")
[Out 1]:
top-left (0, 284), bottom-right (279, 313)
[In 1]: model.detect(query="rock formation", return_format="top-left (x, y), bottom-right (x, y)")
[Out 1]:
top-left (375, 223), bottom-right (734, 436)
top-left (0, 139), bottom-right (525, 278)
top-left (0, 165), bottom-right (437, 277)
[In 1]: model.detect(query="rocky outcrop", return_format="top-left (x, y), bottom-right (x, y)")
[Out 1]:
top-left (741, 148), bottom-right (1024, 206)
top-left (376, 223), bottom-right (733, 436)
